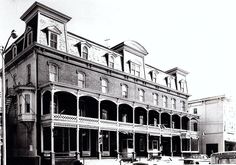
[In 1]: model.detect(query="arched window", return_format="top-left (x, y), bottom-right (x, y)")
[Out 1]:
top-left (122, 84), bottom-right (128, 98)
top-left (101, 79), bottom-right (108, 93)
top-left (82, 46), bottom-right (88, 59)
top-left (78, 72), bottom-right (85, 88)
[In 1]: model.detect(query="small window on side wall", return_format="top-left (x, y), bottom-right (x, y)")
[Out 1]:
top-left (101, 78), bottom-right (108, 94)
top-left (49, 63), bottom-right (59, 82)
top-left (122, 84), bottom-right (128, 98)
top-left (139, 89), bottom-right (145, 102)
top-left (77, 72), bottom-right (85, 88)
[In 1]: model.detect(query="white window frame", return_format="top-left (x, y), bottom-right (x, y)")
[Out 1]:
top-left (152, 71), bottom-right (158, 83)
top-left (101, 79), bottom-right (108, 94)
top-left (163, 95), bottom-right (168, 108)
top-left (139, 89), bottom-right (145, 102)
top-left (122, 84), bottom-right (128, 98)
top-left (171, 98), bottom-right (176, 109)
top-left (77, 72), bottom-right (85, 88)
top-left (181, 101), bottom-right (186, 111)
top-left (130, 62), bottom-right (141, 77)
top-left (153, 93), bottom-right (158, 106)
top-left (180, 80), bottom-right (185, 92)
top-left (109, 56), bottom-right (114, 68)
top-left (49, 63), bottom-right (58, 82)
top-left (82, 46), bottom-right (88, 59)
top-left (49, 32), bottom-right (58, 49)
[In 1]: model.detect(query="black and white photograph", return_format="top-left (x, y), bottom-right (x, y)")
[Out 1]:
top-left (0, 0), bottom-right (236, 164)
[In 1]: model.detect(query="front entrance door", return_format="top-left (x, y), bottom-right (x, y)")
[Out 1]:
top-left (102, 131), bottom-right (110, 156)
top-left (122, 139), bottom-right (134, 158)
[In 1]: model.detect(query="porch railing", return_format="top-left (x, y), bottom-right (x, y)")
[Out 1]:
top-left (53, 114), bottom-right (77, 123)
top-left (100, 119), bottom-right (117, 129)
top-left (119, 122), bottom-right (133, 130)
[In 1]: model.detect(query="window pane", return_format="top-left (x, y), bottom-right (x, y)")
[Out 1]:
top-left (78, 72), bottom-right (85, 88)
top-left (25, 94), bottom-right (30, 113)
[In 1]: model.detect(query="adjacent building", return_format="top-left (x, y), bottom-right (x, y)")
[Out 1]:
top-left (189, 95), bottom-right (236, 156)
top-left (2, 2), bottom-right (199, 165)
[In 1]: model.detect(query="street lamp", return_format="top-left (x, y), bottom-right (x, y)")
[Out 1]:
top-left (1, 30), bottom-right (17, 165)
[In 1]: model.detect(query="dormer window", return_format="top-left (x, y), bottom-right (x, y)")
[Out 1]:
top-left (43, 26), bottom-right (61, 49)
top-left (130, 62), bottom-right (140, 77)
top-left (180, 80), bottom-right (185, 92)
top-left (50, 32), bottom-right (58, 49)
top-left (109, 56), bottom-right (114, 68)
top-left (12, 45), bottom-right (17, 58)
top-left (166, 76), bottom-right (172, 88)
top-left (82, 46), bottom-right (88, 59)
top-left (151, 70), bottom-right (158, 83)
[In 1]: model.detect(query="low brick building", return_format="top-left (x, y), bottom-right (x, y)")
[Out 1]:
top-left (3, 2), bottom-right (199, 165)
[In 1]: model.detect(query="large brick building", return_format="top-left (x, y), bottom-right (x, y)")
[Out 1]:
top-left (3, 2), bottom-right (199, 165)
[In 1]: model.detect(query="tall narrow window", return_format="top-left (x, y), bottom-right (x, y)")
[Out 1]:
top-left (109, 56), bottom-right (114, 68)
top-left (171, 98), bottom-right (176, 109)
top-left (12, 45), bottom-right (17, 58)
top-left (50, 32), bottom-right (57, 49)
top-left (181, 101), bottom-right (186, 111)
top-left (139, 137), bottom-right (145, 151)
top-left (152, 71), bottom-right (157, 83)
top-left (101, 79), bottom-right (108, 94)
top-left (5, 79), bottom-right (8, 95)
top-left (82, 46), bottom-right (88, 59)
top-left (163, 96), bottom-right (168, 108)
top-left (130, 62), bottom-right (141, 77)
top-left (25, 94), bottom-right (30, 113)
top-left (122, 84), bottom-right (128, 98)
top-left (180, 80), bottom-right (185, 92)
top-left (27, 31), bottom-right (33, 46)
top-left (27, 64), bottom-right (31, 84)
top-left (153, 93), bottom-right (158, 106)
top-left (49, 64), bottom-right (58, 82)
top-left (139, 89), bottom-right (145, 102)
top-left (193, 108), bottom-right (197, 114)
top-left (166, 77), bottom-right (171, 88)
top-left (78, 72), bottom-right (85, 88)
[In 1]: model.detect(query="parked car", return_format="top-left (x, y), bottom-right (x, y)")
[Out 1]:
top-left (184, 154), bottom-right (211, 165)
top-left (133, 156), bottom-right (181, 165)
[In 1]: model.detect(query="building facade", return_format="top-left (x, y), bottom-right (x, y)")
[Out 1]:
top-left (3, 2), bottom-right (199, 165)
top-left (189, 95), bottom-right (236, 157)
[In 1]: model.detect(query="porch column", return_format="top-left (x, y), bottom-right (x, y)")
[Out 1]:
top-left (51, 89), bottom-right (55, 165)
top-left (50, 123), bottom-right (55, 165)
top-left (180, 137), bottom-right (183, 157)
top-left (147, 108), bottom-right (149, 158)
top-left (147, 134), bottom-right (149, 158)
top-left (159, 136), bottom-right (162, 156)
top-left (116, 101), bottom-right (119, 159)
top-left (76, 92), bottom-right (80, 160)
top-left (170, 136), bottom-right (173, 157)
top-left (41, 93), bottom-right (44, 153)
top-left (132, 104), bottom-right (135, 156)
top-left (180, 116), bottom-right (182, 130)
top-left (98, 100), bottom-right (101, 159)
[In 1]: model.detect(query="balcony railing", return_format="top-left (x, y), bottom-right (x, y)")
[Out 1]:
top-left (100, 119), bottom-right (117, 130)
top-left (18, 113), bottom-right (36, 122)
top-left (79, 116), bottom-right (99, 125)
top-left (119, 122), bottom-right (133, 130)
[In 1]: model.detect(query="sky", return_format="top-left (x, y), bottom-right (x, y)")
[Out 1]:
top-left (1, 0), bottom-right (236, 100)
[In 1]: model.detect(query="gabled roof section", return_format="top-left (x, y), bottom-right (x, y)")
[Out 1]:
top-left (112, 40), bottom-right (148, 56)
top-left (43, 25), bottom-right (62, 35)
top-left (20, 1), bottom-right (71, 23)
top-left (166, 67), bottom-right (189, 76)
